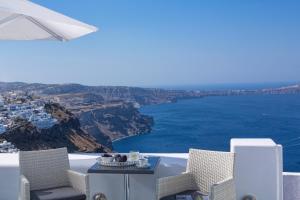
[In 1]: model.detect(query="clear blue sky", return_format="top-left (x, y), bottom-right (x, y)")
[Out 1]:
top-left (0, 0), bottom-right (299, 87)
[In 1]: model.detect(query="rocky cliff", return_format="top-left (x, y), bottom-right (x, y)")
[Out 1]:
top-left (75, 102), bottom-right (154, 143)
top-left (0, 103), bottom-right (109, 152)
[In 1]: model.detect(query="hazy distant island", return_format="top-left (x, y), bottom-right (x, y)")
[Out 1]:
top-left (0, 82), bottom-right (299, 152)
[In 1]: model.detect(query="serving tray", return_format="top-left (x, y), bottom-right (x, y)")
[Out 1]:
top-left (97, 158), bottom-right (137, 167)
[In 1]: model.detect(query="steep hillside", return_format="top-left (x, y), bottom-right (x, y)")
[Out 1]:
top-left (75, 102), bottom-right (154, 142)
top-left (0, 103), bottom-right (110, 152)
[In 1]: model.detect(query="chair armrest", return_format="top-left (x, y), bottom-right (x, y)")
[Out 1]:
top-left (19, 175), bottom-right (30, 200)
top-left (210, 177), bottom-right (236, 200)
top-left (67, 170), bottom-right (89, 199)
top-left (157, 172), bottom-right (195, 200)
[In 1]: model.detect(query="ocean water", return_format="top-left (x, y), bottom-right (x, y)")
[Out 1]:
top-left (113, 94), bottom-right (300, 172)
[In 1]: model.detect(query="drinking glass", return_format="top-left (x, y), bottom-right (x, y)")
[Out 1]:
top-left (129, 151), bottom-right (139, 161)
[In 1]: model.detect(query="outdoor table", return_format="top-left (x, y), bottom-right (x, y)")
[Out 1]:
top-left (88, 156), bottom-right (160, 200)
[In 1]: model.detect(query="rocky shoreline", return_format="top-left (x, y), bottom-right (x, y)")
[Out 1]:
top-left (0, 100), bottom-right (153, 152)
top-left (0, 82), bottom-right (299, 152)
top-left (72, 101), bottom-right (154, 150)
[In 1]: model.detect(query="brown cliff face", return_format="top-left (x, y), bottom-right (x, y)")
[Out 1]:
top-left (1, 103), bottom-right (110, 153)
top-left (74, 101), bottom-right (154, 143)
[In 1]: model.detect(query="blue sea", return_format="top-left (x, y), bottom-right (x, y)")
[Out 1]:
top-left (113, 94), bottom-right (300, 172)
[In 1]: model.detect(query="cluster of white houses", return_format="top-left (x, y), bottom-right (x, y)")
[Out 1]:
top-left (0, 92), bottom-right (57, 135)
top-left (0, 140), bottom-right (18, 153)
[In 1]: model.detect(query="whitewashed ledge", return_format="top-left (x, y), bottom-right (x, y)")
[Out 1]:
top-left (0, 153), bottom-right (299, 200)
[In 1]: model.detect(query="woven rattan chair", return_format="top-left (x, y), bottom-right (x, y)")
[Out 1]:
top-left (19, 148), bottom-right (89, 200)
top-left (157, 149), bottom-right (236, 200)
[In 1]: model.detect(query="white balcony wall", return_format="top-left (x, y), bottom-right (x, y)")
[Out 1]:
top-left (0, 152), bottom-right (298, 200)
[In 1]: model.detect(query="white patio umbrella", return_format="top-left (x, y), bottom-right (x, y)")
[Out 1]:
top-left (0, 0), bottom-right (97, 41)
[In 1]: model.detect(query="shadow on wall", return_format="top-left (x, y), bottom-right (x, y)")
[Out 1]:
top-left (283, 173), bottom-right (300, 200)
top-left (69, 157), bottom-right (98, 173)
top-left (0, 166), bottom-right (20, 200)
top-left (157, 156), bottom-right (187, 177)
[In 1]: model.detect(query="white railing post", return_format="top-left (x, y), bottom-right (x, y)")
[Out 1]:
top-left (231, 138), bottom-right (283, 200)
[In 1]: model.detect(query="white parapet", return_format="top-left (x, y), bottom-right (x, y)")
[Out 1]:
top-left (231, 138), bottom-right (283, 200)
top-left (4, 149), bottom-right (299, 200)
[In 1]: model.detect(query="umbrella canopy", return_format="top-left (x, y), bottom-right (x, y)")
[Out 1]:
top-left (0, 0), bottom-right (97, 41)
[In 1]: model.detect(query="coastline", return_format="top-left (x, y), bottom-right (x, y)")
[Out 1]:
top-left (112, 93), bottom-right (300, 145)
top-left (112, 105), bottom-right (155, 144)
top-left (112, 94), bottom-right (300, 172)
top-left (112, 134), bottom-right (138, 143)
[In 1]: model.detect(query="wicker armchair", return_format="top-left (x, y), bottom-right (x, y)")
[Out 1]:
top-left (157, 149), bottom-right (236, 200)
top-left (19, 148), bottom-right (89, 200)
